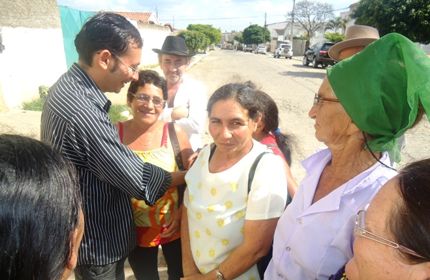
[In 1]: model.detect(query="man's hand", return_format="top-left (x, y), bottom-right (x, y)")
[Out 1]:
top-left (171, 106), bottom-right (189, 120)
top-left (170, 170), bottom-right (186, 187)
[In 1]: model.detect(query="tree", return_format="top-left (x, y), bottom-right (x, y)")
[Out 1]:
top-left (234, 32), bottom-right (244, 44)
top-left (242, 24), bottom-right (270, 45)
top-left (186, 24), bottom-right (222, 45)
top-left (353, 0), bottom-right (430, 44)
top-left (324, 32), bottom-right (345, 43)
top-left (291, 0), bottom-right (334, 47)
top-left (325, 17), bottom-right (347, 34)
top-left (179, 30), bottom-right (210, 53)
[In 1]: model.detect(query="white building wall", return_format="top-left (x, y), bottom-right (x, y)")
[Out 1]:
top-left (139, 24), bottom-right (172, 66)
top-left (0, 24), bottom-right (171, 110)
top-left (0, 27), bottom-right (66, 109)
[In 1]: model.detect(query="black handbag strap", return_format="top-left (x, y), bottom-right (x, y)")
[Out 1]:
top-left (208, 144), bottom-right (267, 193)
top-left (168, 122), bottom-right (186, 206)
top-left (168, 122), bottom-right (185, 171)
top-left (247, 152), bottom-right (268, 193)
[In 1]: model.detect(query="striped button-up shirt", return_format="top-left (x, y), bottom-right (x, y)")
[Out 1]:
top-left (41, 63), bottom-right (172, 265)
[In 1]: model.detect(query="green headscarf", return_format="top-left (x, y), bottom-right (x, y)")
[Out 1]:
top-left (327, 33), bottom-right (430, 162)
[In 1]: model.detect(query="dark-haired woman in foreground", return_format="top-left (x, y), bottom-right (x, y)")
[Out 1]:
top-left (0, 134), bottom-right (84, 280)
top-left (346, 158), bottom-right (430, 279)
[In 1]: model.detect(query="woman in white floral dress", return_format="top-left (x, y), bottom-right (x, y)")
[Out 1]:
top-left (181, 82), bottom-right (288, 280)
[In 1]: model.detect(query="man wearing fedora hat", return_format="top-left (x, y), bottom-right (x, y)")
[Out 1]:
top-left (153, 35), bottom-right (207, 151)
top-left (329, 25), bottom-right (380, 61)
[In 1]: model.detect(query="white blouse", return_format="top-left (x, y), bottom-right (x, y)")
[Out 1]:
top-left (184, 141), bottom-right (288, 279)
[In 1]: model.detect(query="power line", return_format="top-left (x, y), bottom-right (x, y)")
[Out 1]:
top-left (158, 5), bottom-right (350, 25)
top-left (159, 15), bottom-right (265, 22)
top-left (158, 6), bottom-right (350, 22)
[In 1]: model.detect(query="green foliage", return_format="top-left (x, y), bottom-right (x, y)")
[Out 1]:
top-left (325, 17), bottom-right (347, 34)
top-left (324, 32), bottom-right (345, 42)
top-left (22, 97), bottom-right (45, 111)
top-left (22, 85), bottom-right (49, 111)
top-left (242, 24), bottom-right (270, 45)
top-left (353, 0), bottom-right (430, 44)
top-left (186, 24), bottom-right (222, 45)
top-left (234, 33), bottom-right (244, 44)
top-left (179, 30), bottom-right (210, 53)
top-left (291, 0), bottom-right (334, 44)
top-left (22, 91), bottom-right (129, 124)
top-left (108, 105), bottom-right (130, 123)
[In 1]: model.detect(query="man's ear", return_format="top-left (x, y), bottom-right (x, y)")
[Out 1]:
top-left (255, 112), bottom-right (264, 132)
top-left (95, 49), bottom-right (113, 71)
top-left (66, 211), bottom-right (84, 271)
top-left (66, 227), bottom-right (80, 270)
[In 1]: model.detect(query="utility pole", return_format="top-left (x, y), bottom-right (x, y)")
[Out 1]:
top-left (290, 0), bottom-right (295, 43)
top-left (264, 12), bottom-right (267, 28)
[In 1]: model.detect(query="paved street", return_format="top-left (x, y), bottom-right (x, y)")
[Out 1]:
top-left (188, 49), bottom-right (430, 181)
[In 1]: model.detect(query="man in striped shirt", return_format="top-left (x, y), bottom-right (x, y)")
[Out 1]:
top-left (41, 12), bottom-right (185, 280)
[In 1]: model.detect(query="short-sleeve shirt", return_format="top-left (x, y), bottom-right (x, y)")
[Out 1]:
top-left (184, 141), bottom-right (288, 279)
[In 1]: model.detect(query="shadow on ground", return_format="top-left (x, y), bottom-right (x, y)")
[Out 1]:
top-left (278, 65), bottom-right (326, 79)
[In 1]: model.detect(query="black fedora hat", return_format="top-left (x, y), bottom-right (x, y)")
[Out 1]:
top-left (153, 36), bottom-right (194, 57)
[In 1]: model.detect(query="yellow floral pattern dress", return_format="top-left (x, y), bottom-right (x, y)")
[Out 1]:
top-left (118, 122), bottom-right (180, 247)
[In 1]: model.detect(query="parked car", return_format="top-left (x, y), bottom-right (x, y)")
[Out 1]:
top-left (274, 43), bottom-right (293, 59)
top-left (302, 42), bottom-right (335, 68)
top-left (243, 45), bottom-right (253, 52)
top-left (255, 46), bottom-right (267, 54)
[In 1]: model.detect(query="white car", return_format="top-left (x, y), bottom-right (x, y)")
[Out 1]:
top-left (274, 44), bottom-right (293, 59)
top-left (256, 46), bottom-right (267, 54)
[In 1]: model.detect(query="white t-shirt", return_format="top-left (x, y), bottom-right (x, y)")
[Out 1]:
top-left (184, 141), bottom-right (288, 279)
top-left (159, 75), bottom-right (207, 151)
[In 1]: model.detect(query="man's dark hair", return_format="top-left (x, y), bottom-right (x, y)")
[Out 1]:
top-left (0, 134), bottom-right (81, 279)
top-left (127, 70), bottom-right (168, 103)
top-left (75, 12), bottom-right (143, 66)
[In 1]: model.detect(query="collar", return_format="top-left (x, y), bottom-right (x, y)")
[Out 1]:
top-left (70, 63), bottom-right (111, 112)
top-left (299, 149), bottom-right (396, 216)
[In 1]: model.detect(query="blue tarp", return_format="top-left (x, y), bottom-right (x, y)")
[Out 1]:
top-left (59, 6), bottom-right (95, 68)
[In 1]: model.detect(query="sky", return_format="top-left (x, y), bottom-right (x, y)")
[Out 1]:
top-left (56, 0), bottom-right (357, 32)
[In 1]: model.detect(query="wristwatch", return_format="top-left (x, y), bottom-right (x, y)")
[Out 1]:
top-left (215, 269), bottom-right (225, 280)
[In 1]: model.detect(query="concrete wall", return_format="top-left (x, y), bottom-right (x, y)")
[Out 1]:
top-left (0, 27), bottom-right (66, 110)
top-left (0, 24), bottom-right (171, 111)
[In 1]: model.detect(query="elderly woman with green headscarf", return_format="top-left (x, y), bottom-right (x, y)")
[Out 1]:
top-left (264, 33), bottom-right (430, 280)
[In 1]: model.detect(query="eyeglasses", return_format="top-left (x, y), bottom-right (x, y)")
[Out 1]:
top-left (130, 93), bottom-right (165, 108)
top-left (111, 53), bottom-right (139, 75)
top-left (354, 210), bottom-right (426, 260)
top-left (313, 93), bottom-right (340, 106)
